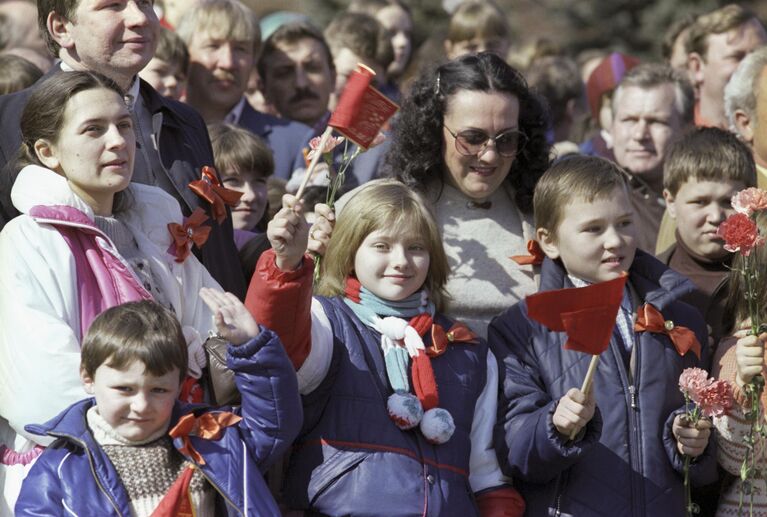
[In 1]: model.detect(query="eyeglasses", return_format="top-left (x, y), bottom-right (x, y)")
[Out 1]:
top-left (443, 125), bottom-right (528, 158)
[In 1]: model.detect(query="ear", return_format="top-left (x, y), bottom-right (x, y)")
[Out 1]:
top-left (47, 11), bottom-right (75, 52)
top-left (663, 189), bottom-right (677, 219)
top-left (33, 139), bottom-right (61, 171)
top-left (81, 368), bottom-right (95, 395)
top-left (687, 52), bottom-right (705, 87)
top-left (733, 109), bottom-right (755, 144)
top-left (536, 227), bottom-right (560, 260)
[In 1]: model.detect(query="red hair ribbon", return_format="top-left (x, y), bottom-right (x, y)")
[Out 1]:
top-left (167, 208), bottom-right (211, 263)
top-left (634, 304), bottom-right (701, 359)
top-left (188, 165), bottom-right (243, 224)
top-left (169, 411), bottom-right (243, 465)
top-left (429, 322), bottom-right (479, 357)
top-left (511, 240), bottom-right (545, 266)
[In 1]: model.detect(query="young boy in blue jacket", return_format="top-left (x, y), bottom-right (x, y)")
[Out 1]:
top-left (489, 156), bottom-right (718, 516)
top-left (15, 290), bottom-right (301, 516)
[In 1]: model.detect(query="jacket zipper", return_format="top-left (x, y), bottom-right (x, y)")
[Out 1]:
top-left (196, 467), bottom-right (245, 516)
top-left (50, 432), bottom-right (124, 516)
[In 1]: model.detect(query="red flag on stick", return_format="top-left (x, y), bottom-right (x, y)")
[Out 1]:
top-left (328, 64), bottom-right (399, 149)
top-left (526, 273), bottom-right (628, 355)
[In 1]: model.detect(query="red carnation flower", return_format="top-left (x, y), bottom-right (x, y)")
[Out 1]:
top-left (716, 213), bottom-right (764, 257)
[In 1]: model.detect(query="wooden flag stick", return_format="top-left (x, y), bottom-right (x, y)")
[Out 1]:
top-left (569, 354), bottom-right (600, 440)
top-left (295, 126), bottom-right (334, 201)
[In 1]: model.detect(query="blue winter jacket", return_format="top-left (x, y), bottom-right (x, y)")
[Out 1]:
top-left (489, 250), bottom-right (718, 517)
top-left (15, 328), bottom-right (302, 517)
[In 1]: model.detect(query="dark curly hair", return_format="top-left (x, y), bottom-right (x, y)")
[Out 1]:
top-left (383, 52), bottom-right (550, 213)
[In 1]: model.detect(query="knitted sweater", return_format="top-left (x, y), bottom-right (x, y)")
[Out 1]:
top-left (427, 182), bottom-right (536, 337)
top-left (712, 335), bottom-right (767, 517)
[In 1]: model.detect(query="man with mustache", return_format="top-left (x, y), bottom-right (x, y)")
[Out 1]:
top-left (610, 63), bottom-right (694, 253)
top-left (177, 0), bottom-right (311, 180)
top-left (0, 0), bottom-right (246, 298)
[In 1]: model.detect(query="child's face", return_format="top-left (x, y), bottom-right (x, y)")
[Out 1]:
top-left (538, 186), bottom-right (637, 284)
top-left (81, 360), bottom-right (181, 442)
top-left (354, 228), bottom-right (430, 301)
top-left (664, 178), bottom-right (746, 260)
top-left (445, 36), bottom-right (510, 61)
top-left (138, 58), bottom-right (186, 101)
top-left (222, 170), bottom-right (268, 231)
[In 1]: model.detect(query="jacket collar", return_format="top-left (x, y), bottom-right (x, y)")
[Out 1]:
top-left (539, 248), bottom-right (694, 312)
top-left (13, 165), bottom-right (95, 218)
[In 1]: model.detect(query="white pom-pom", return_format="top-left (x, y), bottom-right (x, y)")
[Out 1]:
top-left (387, 391), bottom-right (423, 429)
top-left (380, 317), bottom-right (408, 340)
top-left (420, 408), bottom-right (455, 444)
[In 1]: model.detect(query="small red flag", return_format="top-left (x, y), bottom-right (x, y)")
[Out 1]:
top-left (526, 274), bottom-right (628, 355)
top-left (328, 64), bottom-right (398, 149)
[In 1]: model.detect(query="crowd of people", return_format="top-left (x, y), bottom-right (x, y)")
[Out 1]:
top-left (0, 0), bottom-right (767, 515)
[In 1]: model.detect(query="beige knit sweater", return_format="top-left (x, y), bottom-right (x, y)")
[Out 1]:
top-left (712, 336), bottom-right (767, 516)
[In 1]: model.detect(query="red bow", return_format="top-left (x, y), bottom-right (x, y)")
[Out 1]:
top-left (429, 322), bottom-right (479, 357)
top-left (634, 304), bottom-right (701, 359)
top-left (188, 166), bottom-right (243, 224)
top-left (511, 240), bottom-right (545, 266)
top-left (169, 411), bottom-right (242, 465)
top-left (167, 208), bottom-right (211, 263)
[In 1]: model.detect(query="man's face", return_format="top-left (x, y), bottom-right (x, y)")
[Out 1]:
top-left (62, 0), bottom-right (159, 79)
top-left (186, 28), bottom-right (254, 112)
top-left (611, 84), bottom-right (685, 184)
top-left (751, 66), bottom-right (767, 167)
top-left (262, 37), bottom-right (334, 126)
top-left (698, 19), bottom-right (767, 120)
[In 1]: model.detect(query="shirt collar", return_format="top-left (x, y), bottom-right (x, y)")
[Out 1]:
top-left (224, 96), bottom-right (247, 125)
top-left (58, 61), bottom-right (140, 110)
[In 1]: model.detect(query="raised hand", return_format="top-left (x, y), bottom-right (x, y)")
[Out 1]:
top-left (734, 330), bottom-right (767, 387)
top-left (268, 194), bottom-right (310, 271)
top-left (199, 287), bottom-right (260, 346)
top-left (308, 202), bottom-right (335, 257)
top-left (552, 387), bottom-right (596, 440)
top-left (673, 415), bottom-right (712, 458)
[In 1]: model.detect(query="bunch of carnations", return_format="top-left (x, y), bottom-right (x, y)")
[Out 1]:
top-left (678, 368), bottom-right (734, 516)
top-left (306, 133), bottom-right (385, 283)
top-left (716, 187), bottom-right (767, 516)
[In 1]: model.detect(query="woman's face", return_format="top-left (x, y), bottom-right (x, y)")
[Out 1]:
top-left (37, 87), bottom-right (135, 215)
top-left (441, 89), bottom-right (520, 202)
top-left (376, 5), bottom-right (413, 78)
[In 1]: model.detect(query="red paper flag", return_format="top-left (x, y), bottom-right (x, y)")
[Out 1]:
top-left (328, 64), bottom-right (399, 149)
top-left (526, 274), bottom-right (628, 355)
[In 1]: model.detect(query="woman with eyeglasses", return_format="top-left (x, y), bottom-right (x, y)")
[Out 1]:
top-left (384, 51), bottom-right (550, 336)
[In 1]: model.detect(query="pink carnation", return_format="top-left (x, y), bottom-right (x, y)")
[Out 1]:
top-left (732, 187), bottom-right (767, 217)
top-left (306, 135), bottom-right (345, 162)
top-left (697, 379), bottom-right (734, 418)
top-left (679, 367), bottom-right (711, 403)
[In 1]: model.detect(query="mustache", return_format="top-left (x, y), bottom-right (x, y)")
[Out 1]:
top-left (290, 88), bottom-right (319, 103)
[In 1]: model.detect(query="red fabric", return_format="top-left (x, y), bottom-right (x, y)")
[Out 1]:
top-left (169, 412), bottom-right (242, 465)
top-left (510, 240), bottom-right (545, 266)
top-left (635, 303), bottom-right (702, 359)
top-left (476, 486), bottom-right (526, 517)
top-left (411, 353), bottom-right (439, 410)
top-left (179, 377), bottom-right (203, 404)
top-left (245, 249), bottom-right (315, 369)
top-left (344, 276), bottom-right (362, 303)
top-left (149, 465), bottom-right (195, 517)
top-left (188, 166), bottom-right (243, 224)
top-left (526, 274), bottom-right (628, 355)
top-left (328, 64), bottom-right (399, 149)
top-left (429, 322), bottom-right (479, 357)
top-left (167, 208), bottom-right (211, 263)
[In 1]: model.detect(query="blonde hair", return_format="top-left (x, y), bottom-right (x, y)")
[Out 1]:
top-left (316, 180), bottom-right (449, 310)
top-left (175, 0), bottom-right (261, 54)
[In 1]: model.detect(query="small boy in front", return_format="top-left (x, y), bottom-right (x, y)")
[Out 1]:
top-left (15, 291), bottom-right (301, 516)
top-left (490, 156), bottom-right (717, 516)
top-left (138, 27), bottom-right (189, 101)
top-left (660, 127), bottom-right (756, 349)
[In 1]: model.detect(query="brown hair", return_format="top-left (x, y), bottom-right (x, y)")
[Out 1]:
top-left (208, 122), bottom-right (274, 180)
top-left (324, 12), bottom-right (393, 70)
top-left (81, 300), bottom-right (188, 383)
top-left (724, 212), bottom-right (767, 334)
top-left (534, 155), bottom-right (630, 238)
top-left (661, 13), bottom-right (697, 62)
top-left (258, 21), bottom-right (334, 81)
top-left (0, 54), bottom-right (42, 94)
top-left (316, 180), bottom-right (450, 310)
top-left (446, 0), bottom-right (511, 44)
top-left (17, 70), bottom-right (132, 211)
top-left (154, 27), bottom-right (189, 73)
top-left (37, 0), bottom-right (78, 56)
top-left (663, 126), bottom-right (756, 196)
top-left (686, 4), bottom-right (759, 58)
